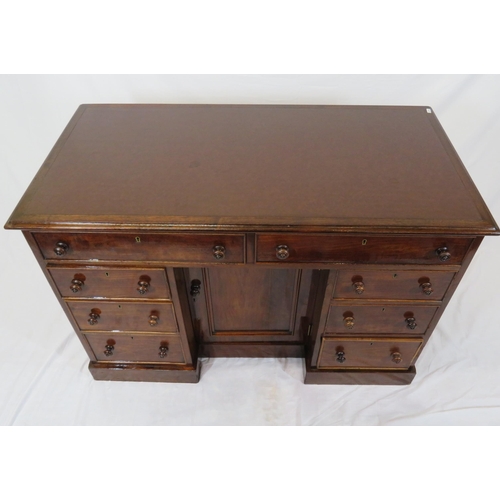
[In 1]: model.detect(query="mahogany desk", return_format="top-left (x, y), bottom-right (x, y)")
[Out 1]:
top-left (5, 104), bottom-right (499, 384)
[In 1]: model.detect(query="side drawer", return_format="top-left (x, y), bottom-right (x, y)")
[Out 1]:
top-left (317, 337), bottom-right (423, 369)
top-left (85, 332), bottom-right (186, 363)
top-left (34, 232), bottom-right (245, 263)
top-left (333, 270), bottom-right (455, 300)
top-left (67, 300), bottom-right (178, 332)
top-left (49, 266), bottom-right (170, 299)
top-left (325, 303), bottom-right (438, 335)
top-left (256, 234), bottom-right (472, 265)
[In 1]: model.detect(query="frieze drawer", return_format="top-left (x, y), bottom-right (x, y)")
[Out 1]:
top-left (34, 232), bottom-right (245, 263)
top-left (256, 234), bottom-right (472, 265)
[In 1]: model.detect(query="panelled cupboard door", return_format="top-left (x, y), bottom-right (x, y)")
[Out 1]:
top-left (184, 267), bottom-right (313, 343)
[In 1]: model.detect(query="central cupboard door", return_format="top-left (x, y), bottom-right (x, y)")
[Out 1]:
top-left (184, 267), bottom-right (313, 343)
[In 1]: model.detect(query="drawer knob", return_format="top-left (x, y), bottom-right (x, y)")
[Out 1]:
top-left (137, 280), bottom-right (150, 295)
top-left (213, 245), bottom-right (226, 260)
top-left (336, 350), bottom-right (346, 363)
top-left (352, 281), bottom-right (365, 294)
top-left (190, 279), bottom-right (201, 297)
top-left (158, 344), bottom-right (169, 358)
top-left (104, 343), bottom-right (114, 357)
top-left (70, 278), bottom-right (84, 293)
top-left (276, 245), bottom-right (290, 260)
top-left (88, 311), bottom-right (100, 325)
top-left (420, 282), bottom-right (433, 295)
top-left (391, 351), bottom-right (403, 364)
top-left (54, 241), bottom-right (69, 256)
top-left (149, 314), bottom-right (159, 327)
top-left (344, 316), bottom-right (355, 329)
top-left (405, 317), bottom-right (417, 330)
top-left (436, 246), bottom-right (451, 261)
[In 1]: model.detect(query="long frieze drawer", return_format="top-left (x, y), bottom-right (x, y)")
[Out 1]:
top-left (325, 304), bottom-right (438, 335)
top-left (67, 301), bottom-right (178, 332)
top-left (85, 332), bottom-right (186, 363)
top-left (34, 232), bottom-right (245, 263)
top-left (317, 337), bottom-right (423, 369)
top-left (256, 234), bottom-right (472, 264)
top-left (333, 270), bottom-right (456, 300)
top-left (49, 266), bottom-right (171, 299)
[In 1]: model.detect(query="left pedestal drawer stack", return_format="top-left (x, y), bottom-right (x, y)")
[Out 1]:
top-left (27, 232), bottom-right (200, 383)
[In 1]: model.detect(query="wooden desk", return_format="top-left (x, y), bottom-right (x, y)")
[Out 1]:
top-left (5, 104), bottom-right (499, 384)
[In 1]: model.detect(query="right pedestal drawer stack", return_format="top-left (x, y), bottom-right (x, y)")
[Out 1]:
top-left (304, 235), bottom-right (480, 385)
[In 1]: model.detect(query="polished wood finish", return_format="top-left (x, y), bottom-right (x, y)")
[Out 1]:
top-left (256, 234), bottom-right (473, 265)
top-left (5, 105), bottom-right (498, 235)
top-left (304, 362), bottom-right (417, 385)
top-left (317, 337), bottom-right (423, 369)
top-left (85, 333), bottom-right (185, 363)
top-left (89, 359), bottom-right (201, 383)
top-left (203, 267), bottom-right (299, 331)
top-left (5, 104), bottom-right (499, 385)
top-left (333, 270), bottom-right (455, 300)
top-left (67, 300), bottom-right (178, 332)
top-left (48, 266), bottom-right (171, 299)
top-left (34, 232), bottom-right (245, 263)
top-left (199, 342), bottom-right (305, 358)
top-left (184, 267), bottom-right (312, 343)
top-left (324, 303), bottom-right (438, 335)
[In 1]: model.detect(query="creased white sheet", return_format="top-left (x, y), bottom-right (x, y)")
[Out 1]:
top-left (1, 74), bottom-right (499, 425)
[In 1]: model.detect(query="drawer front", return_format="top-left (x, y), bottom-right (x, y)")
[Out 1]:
top-left (34, 232), bottom-right (245, 263)
top-left (49, 266), bottom-right (170, 299)
top-left (333, 270), bottom-right (455, 300)
top-left (256, 234), bottom-right (472, 264)
top-left (325, 304), bottom-right (438, 335)
top-left (67, 301), bottom-right (178, 332)
top-left (318, 337), bottom-right (423, 369)
top-left (85, 332), bottom-right (185, 363)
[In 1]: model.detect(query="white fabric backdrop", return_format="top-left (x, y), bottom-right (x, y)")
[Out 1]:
top-left (1, 74), bottom-right (499, 425)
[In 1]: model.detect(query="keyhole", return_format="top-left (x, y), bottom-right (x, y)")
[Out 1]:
top-left (135, 236), bottom-right (141, 243)
top-left (362, 239), bottom-right (367, 245)
top-left (105, 272), bottom-right (109, 277)
top-left (393, 273), bottom-right (398, 278)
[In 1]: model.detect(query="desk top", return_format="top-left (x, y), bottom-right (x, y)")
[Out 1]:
top-left (5, 104), bottom-right (499, 234)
